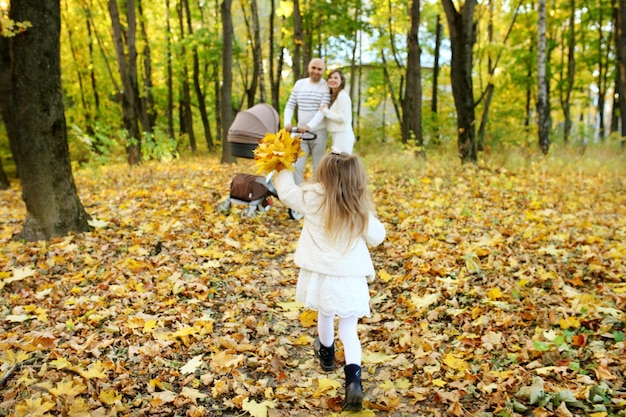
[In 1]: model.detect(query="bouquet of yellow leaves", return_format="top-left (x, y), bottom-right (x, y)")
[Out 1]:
top-left (254, 128), bottom-right (305, 174)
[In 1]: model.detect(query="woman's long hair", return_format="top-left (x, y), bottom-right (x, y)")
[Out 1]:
top-left (328, 69), bottom-right (346, 106)
top-left (314, 151), bottom-right (373, 247)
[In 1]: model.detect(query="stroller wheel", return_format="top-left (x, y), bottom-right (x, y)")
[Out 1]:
top-left (242, 205), bottom-right (258, 218)
top-left (288, 208), bottom-right (304, 220)
top-left (257, 197), bottom-right (272, 212)
top-left (217, 200), bottom-right (231, 215)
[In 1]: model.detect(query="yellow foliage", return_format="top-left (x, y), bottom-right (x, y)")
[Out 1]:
top-left (254, 129), bottom-right (305, 174)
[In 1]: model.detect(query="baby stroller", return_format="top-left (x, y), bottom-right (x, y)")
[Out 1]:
top-left (217, 103), bottom-right (278, 217)
top-left (217, 103), bottom-right (316, 218)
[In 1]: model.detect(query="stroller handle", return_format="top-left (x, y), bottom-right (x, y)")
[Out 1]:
top-left (290, 128), bottom-right (317, 140)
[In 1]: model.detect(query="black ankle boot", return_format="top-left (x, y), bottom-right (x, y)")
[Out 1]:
top-left (342, 364), bottom-right (364, 411)
top-left (313, 337), bottom-right (335, 371)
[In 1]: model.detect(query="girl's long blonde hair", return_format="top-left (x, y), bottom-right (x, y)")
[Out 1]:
top-left (314, 152), bottom-right (373, 246)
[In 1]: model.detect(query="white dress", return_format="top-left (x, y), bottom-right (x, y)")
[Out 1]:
top-left (273, 170), bottom-right (387, 319)
top-left (296, 271), bottom-right (372, 318)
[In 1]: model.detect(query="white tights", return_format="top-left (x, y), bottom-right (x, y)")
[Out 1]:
top-left (317, 312), bottom-right (361, 366)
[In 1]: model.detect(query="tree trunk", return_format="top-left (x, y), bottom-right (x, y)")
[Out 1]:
top-left (293, 0), bottom-right (303, 80)
top-left (185, 0), bottom-right (214, 151)
top-left (559, 0), bottom-right (575, 144)
top-left (617, 0), bottom-right (626, 146)
top-left (251, 0), bottom-right (265, 103)
top-left (165, 0), bottom-right (175, 140)
top-left (0, 158), bottom-right (9, 189)
top-left (524, 55), bottom-right (532, 132)
top-left (221, 0), bottom-right (236, 163)
top-left (177, 0), bottom-right (196, 153)
top-left (108, 0), bottom-right (142, 164)
top-left (241, 2), bottom-right (258, 107)
top-left (537, 0), bottom-right (551, 154)
top-left (9, 0), bottom-right (91, 240)
top-left (269, 0), bottom-right (279, 111)
top-left (85, 2), bottom-right (100, 112)
top-left (137, 0), bottom-right (156, 133)
top-left (0, 35), bottom-right (16, 188)
top-left (401, 0), bottom-right (423, 155)
top-left (593, 2), bottom-right (610, 141)
top-left (432, 14), bottom-right (442, 145)
top-left (442, 0), bottom-right (478, 163)
top-left (62, 1), bottom-right (91, 133)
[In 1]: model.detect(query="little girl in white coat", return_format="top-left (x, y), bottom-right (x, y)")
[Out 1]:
top-left (320, 70), bottom-right (355, 154)
top-left (273, 151), bottom-right (386, 411)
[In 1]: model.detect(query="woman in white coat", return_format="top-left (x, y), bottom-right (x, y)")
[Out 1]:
top-left (320, 70), bottom-right (355, 154)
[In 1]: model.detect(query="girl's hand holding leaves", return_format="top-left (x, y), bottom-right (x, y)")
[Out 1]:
top-left (254, 129), bottom-right (305, 174)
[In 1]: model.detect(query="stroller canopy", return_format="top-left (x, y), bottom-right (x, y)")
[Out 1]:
top-left (228, 103), bottom-right (279, 144)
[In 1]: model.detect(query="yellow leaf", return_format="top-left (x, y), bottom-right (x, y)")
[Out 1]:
top-left (210, 351), bottom-right (244, 373)
top-left (143, 319), bottom-right (158, 333)
top-left (242, 398), bottom-right (276, 417)
top-left (380, 380), bottom-right (395, 390)
top-left (78, 360), bottom-right (108, 379)
top-left (313, 377), bottom-right (341, 397)
top-left (362, 351), bottom-right (396, 364)
top-left (432, 378), bottom-right (447, 387)
top-left (378, 269), bottom-right (392, 283)
top-left (181, 387), bottom-right (208, 404)
top-left (558, 316), bottom-right (581, 329)
top-left (464, 252), bottom-right (481, 274)
top-left (99, 388), bottom-right (122, 405)
top-left (443, 353), bottom-right (470, 372)
top-left (396, 378), bottom-right (411, 389)
top-left (50, 357), bottom-right (73, 370)
top-left (181, 355), bottom-right (204, 374)
top-left (3, 349), bottom-right (30, 365)
top-left (299, 309), bottom-right (317, 328)
top-left (254, 129), bottom-right (304, 174)
top-left (487, 287), bottom-right (503, 300)
top-left (6, 266), bottom-right (37, 283)
top-left (87, 218), bottom-right (108, 228)
top-left (14, 396), bottom-right (55, 416)
top-left (49, 378), bottom-right (86, 398)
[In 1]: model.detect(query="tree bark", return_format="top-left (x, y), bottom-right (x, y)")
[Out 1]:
top-left (558, 0), bottom-right (576, 144)
top-left (617, 0), bottom-right (626, 146)
top-left (177, 0), bottom-right (197, 153)
top-left (537, 0), bottom-right (551, 154)
top-left (431, 14), bottom-right (442, 145)
top-left (184, 0), bottom-right (214, 151)
top-left (251, 0), bottom-right (265, 103)
top-left (0, 35), bottom-right (15, 188)
top-left (165, 0), bottom-right (175, 140)
top-left (9, 0), bottom-right (91, 240)
top-left (221, 0), bottom-right (236, 163)
top-left (442, 0), bottom-right (478, 163)
top-left (292, 0), bottom-right (303, 80)
top-left (137, 0), bottom-right (156, 133)
top-left (108, 0), bottom-right (142, 164)
top-left (401, 0), bottom-right (423, 155)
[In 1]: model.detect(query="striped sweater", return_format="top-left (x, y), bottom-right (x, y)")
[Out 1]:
top-left (283, 78), bottom-right (330, 131)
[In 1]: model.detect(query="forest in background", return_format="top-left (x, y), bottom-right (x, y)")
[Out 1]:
top-left (0, 0), bottom-right (624, 172)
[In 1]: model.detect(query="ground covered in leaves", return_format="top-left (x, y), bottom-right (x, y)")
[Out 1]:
top-left (0, 154), bottom-right (625, 417)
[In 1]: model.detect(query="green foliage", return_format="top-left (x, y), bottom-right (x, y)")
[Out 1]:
top-left (141, 128), bottom-right (179, 162)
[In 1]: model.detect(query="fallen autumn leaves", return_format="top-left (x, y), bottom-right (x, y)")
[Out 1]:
top-left (0, 155), bottom-right (624, 417)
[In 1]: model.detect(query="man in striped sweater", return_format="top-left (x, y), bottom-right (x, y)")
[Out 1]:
top-left (284, 58), bottom-right (331, 185)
